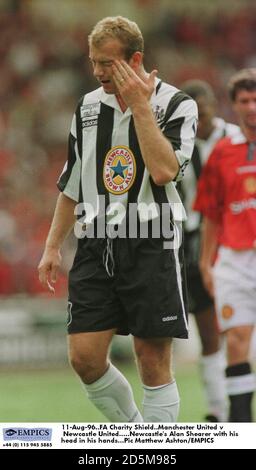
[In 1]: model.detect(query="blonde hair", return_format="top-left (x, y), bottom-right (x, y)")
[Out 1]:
top-left (88, 16), bottom-right (144, 60)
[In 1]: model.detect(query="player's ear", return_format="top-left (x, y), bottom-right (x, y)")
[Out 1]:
top-left (129, 51), bottom-right (143, 71)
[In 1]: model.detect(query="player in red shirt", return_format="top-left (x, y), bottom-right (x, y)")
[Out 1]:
top-left (194, 68), bottom-right (256, 422)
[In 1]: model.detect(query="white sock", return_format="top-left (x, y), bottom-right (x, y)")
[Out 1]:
top-left (142, 381), bottom-right (180, 422)
top-left (84, 363), bottom-right (143, 422)
top-left (200, 350), bottom-right (227, 421)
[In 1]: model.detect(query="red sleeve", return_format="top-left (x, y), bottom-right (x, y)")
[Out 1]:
top-left (193, 143), bottom-right (224, 224)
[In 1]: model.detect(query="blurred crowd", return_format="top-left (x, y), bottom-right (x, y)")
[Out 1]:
top-left (0, 1), bottom-right (256, 296)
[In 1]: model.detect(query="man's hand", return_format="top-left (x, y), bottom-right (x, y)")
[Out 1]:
top-left (112, 60), bottom-right (158, 109)
top-left (38, 247), bottom-right (62, 294)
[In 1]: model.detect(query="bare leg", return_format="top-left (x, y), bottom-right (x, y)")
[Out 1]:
top-left (68, 329), bottom-right (142, 422)
top-left (134, 337), bottom-right (179, 422)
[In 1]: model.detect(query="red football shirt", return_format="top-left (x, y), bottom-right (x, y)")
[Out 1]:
top-left (194, 131), bottom-right (256, 249)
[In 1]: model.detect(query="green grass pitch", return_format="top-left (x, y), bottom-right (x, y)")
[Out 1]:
top-left (0, 362), bottom-right (255, 422)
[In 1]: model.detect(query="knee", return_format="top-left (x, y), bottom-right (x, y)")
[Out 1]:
top-left (226, 329), bottom-right (248, 364)
top-left (134, 339), bottom-right (172, 386)
top-left (135, 339), bottom-right (169, 362)
top-left (69, 350), bottom-right (89, 376)
top-left (69, 350), bottom-right (107, 384)
top-left (135, 344), bottom-right (160, 371)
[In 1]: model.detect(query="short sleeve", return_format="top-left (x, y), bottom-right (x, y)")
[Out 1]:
top-left (162, 98), bottom-right (198, 182)
top-left (57, 112), bottom-right (81, 202)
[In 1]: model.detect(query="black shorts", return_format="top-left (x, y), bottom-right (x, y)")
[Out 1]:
top-left (67, 235), bottom-right (189, 339)
top-left (184, 230), bottom-right (213, 315)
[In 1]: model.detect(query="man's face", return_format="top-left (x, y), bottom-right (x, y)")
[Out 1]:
top-left (196, 96), bottom-right (215, 140)
top-left (233, 89), bottom-right (256, 131)
top-left (89, 38), bottom-right (133, 94)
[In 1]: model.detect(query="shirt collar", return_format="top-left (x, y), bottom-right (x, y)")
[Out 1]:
top-left (230, 128), bottom-right (247, 144)
top-left (100, 77), bottom-right (162, 114)
top-left (100, 89), bottom-right (125, 113)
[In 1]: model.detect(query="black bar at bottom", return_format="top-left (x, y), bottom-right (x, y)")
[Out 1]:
top-left (0, 448), bottom-right (253, 466)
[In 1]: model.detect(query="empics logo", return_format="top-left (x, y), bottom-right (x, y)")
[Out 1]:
top-left (3, 428), bottom-right (52, 441)
top-left (4, 429), bottom-right (17, 437)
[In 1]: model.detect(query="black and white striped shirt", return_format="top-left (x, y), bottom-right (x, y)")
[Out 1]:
top-left (57, 78), bottom-right (197, 225)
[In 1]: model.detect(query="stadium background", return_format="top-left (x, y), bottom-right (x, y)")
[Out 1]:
top-left (0, 0), bottom-right (255, 422)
